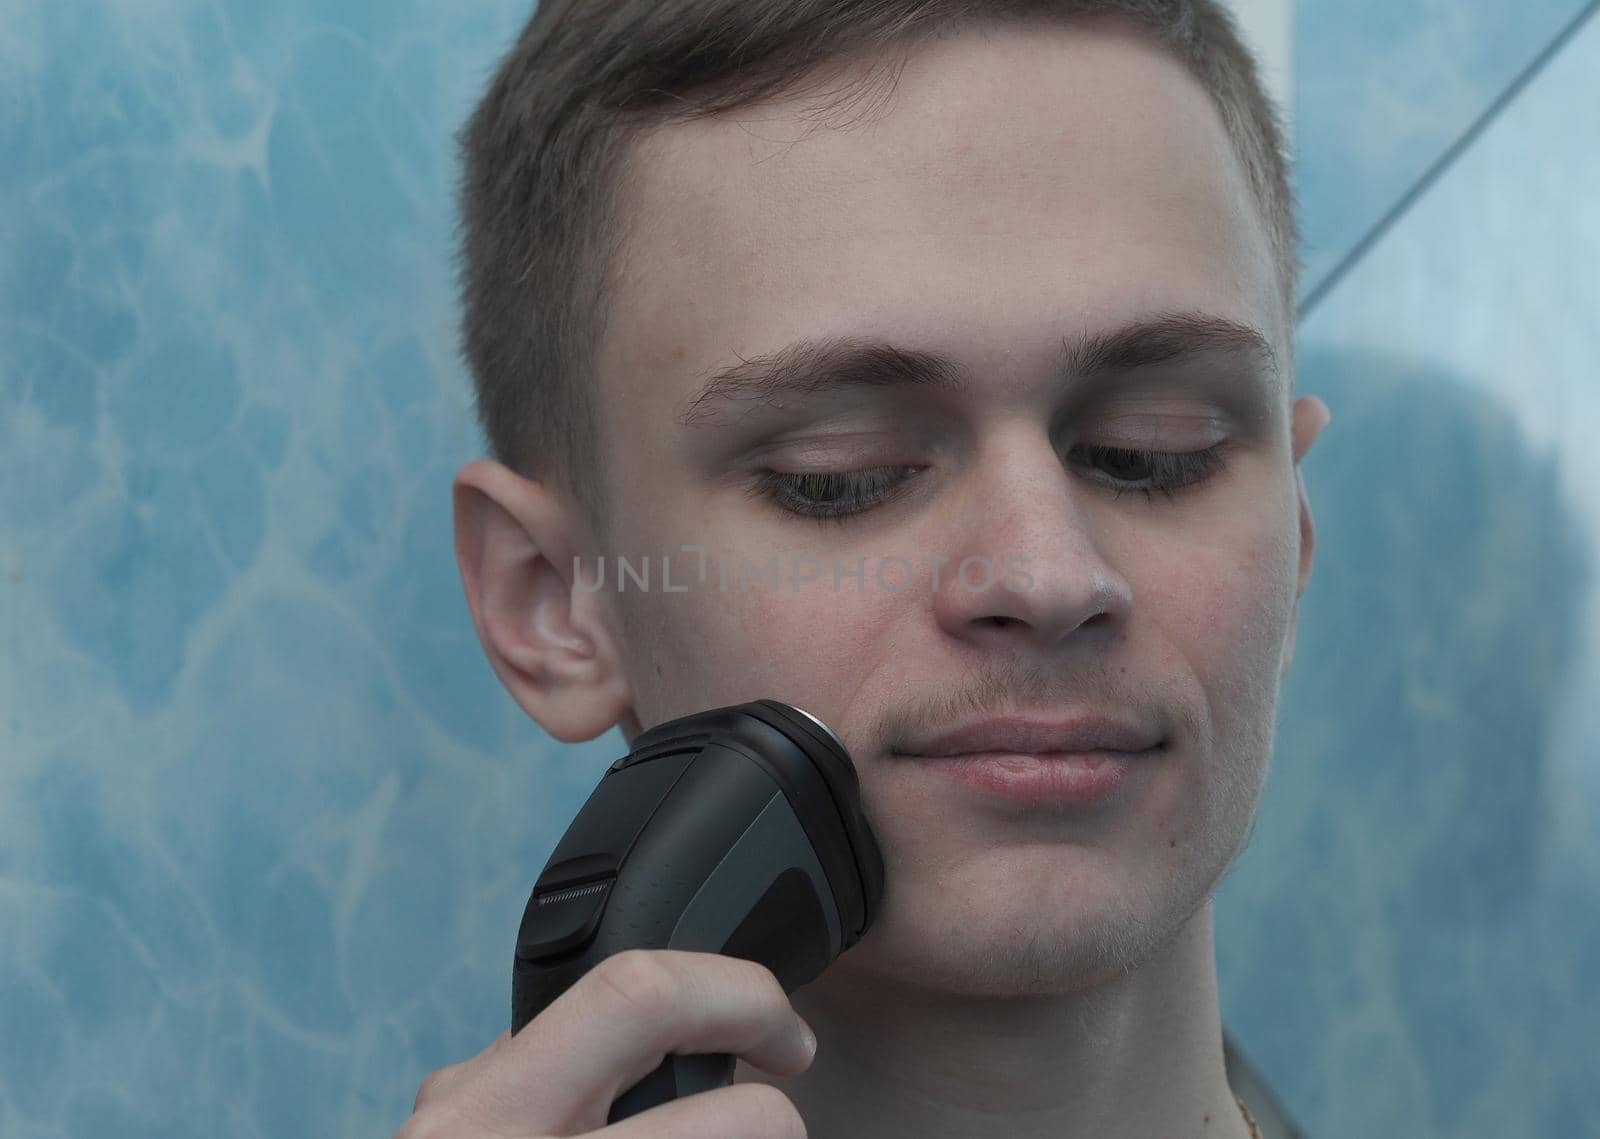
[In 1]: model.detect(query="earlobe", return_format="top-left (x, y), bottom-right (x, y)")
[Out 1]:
top-left (452, 460), bottom-right (632, 742)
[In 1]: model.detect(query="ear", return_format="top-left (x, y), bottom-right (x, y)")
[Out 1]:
top-left (1280, 396), bottom-right (1331, 679)
top-left (452, 459), bottom-right (632, 742)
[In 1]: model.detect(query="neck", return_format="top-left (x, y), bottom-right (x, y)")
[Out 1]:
top-left (735, 901), bottom-right (1251, 1139)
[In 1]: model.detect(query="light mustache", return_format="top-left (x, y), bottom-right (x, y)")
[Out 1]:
top-left (884, 708), bottom-right (1165, 759)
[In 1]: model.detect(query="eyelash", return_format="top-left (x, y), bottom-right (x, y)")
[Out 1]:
top-left (749, 443), bottom-right (1231, 523)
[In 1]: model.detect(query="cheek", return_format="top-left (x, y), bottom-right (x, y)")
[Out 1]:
top-left (1125, 525), bottom-right (1297, 857)
top-left (730, 577), bottom-right (909, 717)
top-left (616, 558), bottom-right (900, 728)
top-left (1155, 514), bottom-right (1300, 745)
top-left (620, 589), bottom-right (759, 725)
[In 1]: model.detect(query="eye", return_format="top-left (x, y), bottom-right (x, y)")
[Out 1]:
top-left (748, 465), bottom-right (924, 523)
top-left (1070, 442), bottom-right (1231, 504)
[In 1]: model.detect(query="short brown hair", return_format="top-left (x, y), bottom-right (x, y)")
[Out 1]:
top-left (457, 0), bottom-right (1299, 540)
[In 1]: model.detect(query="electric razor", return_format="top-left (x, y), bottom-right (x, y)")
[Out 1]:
top-left (510, 699), bottom-right (885, 1123)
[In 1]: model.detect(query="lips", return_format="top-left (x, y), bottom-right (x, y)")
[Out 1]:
top-left (901, 714), bottom-right (1161, 758)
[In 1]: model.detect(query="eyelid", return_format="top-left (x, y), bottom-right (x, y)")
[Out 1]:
top-left (747, 465), bottom-right (925, 522)
top-left (755, 422), bottom-right (951, 461)
top-left (1071, 441), bottom-right (1232, 504)
top-left (1067, 407), bottom-right (1232, 441)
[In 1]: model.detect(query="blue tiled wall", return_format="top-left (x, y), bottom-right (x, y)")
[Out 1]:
top-left (3, 2), bottom-right (1596, 1136)
top-left (2, 5), bottom-right (627, 1135)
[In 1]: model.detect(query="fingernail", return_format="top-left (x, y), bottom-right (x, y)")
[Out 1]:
top-left (797, 1016), bottom-right (817, 1058)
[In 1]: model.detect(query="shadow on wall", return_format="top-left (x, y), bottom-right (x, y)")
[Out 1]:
top-left (1232, 340), bottom-right (1596, 1137)
top-left (1294, 342), bottom-right (1592, 921)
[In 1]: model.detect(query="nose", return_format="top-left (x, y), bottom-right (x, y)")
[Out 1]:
top-left (930, 429), bottom-right (1134, 654)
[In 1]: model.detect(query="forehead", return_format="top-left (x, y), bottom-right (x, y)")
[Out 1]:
top-left (597, 19), bottom-right (1282, 462)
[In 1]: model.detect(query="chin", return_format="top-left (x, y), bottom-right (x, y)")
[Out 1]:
top-left (830, 901), bottom-right (1160, 1000)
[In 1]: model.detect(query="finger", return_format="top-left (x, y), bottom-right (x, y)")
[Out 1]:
top-left (413, 1062), bottom-right (467, 1115)
top-left (411, 1030), bottom-right (514, 1114)
top-left (468, 950), bottom-right (815, 1132)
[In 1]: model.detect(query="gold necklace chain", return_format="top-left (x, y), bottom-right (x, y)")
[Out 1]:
top-left (1234, 1093), bottom-right (1263, 1139)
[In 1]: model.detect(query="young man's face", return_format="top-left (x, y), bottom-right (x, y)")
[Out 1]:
top-left (566, 21), bottom-right (1323, 992)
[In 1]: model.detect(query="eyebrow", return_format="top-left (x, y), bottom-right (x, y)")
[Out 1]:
top-left (675, 310), bottom-right (1280, 429)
